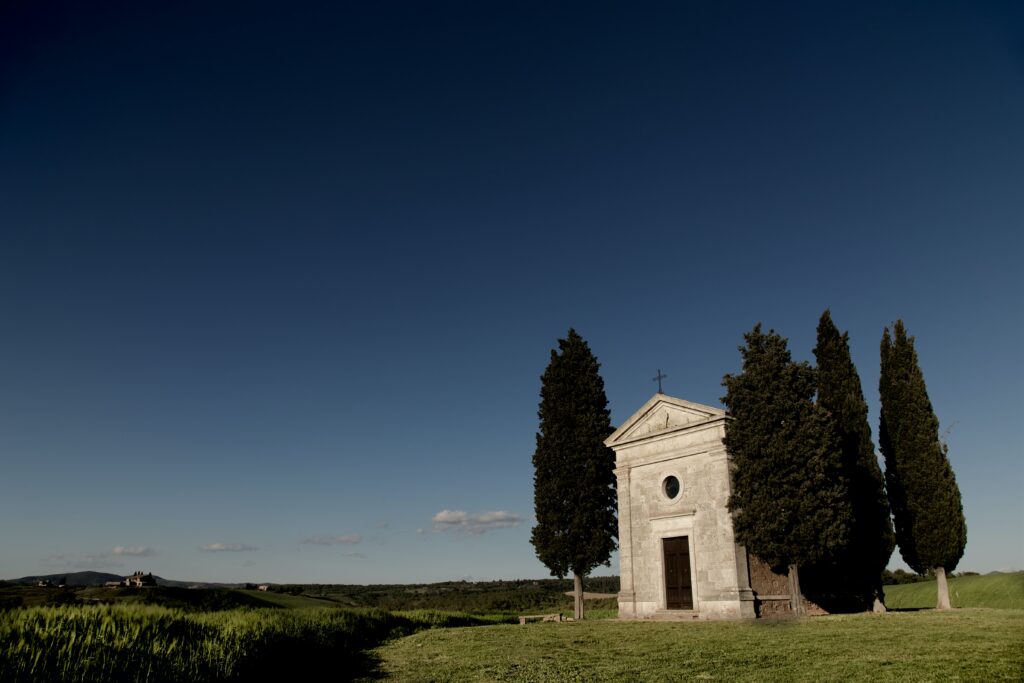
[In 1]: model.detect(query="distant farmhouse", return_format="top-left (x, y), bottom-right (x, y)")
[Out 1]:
top-left (607, 393), bottom-right (818, 620)
top-left (35, 577), bottom-right (65, 587)
top-left (121, 571), bottom-right (157, 588)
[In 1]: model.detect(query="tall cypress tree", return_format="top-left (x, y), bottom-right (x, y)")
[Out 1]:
top-left (530, 329), bottom-right (617, 620)
top-left (722, 325), bottom-right (852, 614)
top-left (813, 310), bottom-right (895, 611)
top-left (879, 321), bottom-right (966, 609)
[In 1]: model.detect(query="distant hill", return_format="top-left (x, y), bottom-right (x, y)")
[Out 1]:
top-left (9, 572), bottom-right (244, 589)
top-left (12, 571), bottom-right (122, 586)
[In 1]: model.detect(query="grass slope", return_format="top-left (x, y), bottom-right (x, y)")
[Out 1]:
top-left (884, 572), bottom-right (1024, 610)
top-left (372, 610), bottom-right (1024, 682)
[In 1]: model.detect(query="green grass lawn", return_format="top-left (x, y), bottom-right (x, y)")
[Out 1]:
top-left (371, 609), bottom-right (1024, 682)
top-left (883, 572), bottom-right (1024, 610)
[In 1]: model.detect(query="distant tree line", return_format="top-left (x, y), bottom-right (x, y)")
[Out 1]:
top-left (1, 580), bottom-right (619, 615)
top-left (881, 569), bottom-right (979, 585)
top-left (269, 577), bottom-right (621, 613)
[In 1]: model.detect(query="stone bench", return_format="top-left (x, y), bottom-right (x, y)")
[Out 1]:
top-left (518, 613), bottom-right (563, 625)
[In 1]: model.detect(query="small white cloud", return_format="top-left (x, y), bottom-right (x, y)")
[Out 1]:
top-left (200, 543), bottom-right (257, 552)
top-left (416, 528), bottom-right (425, 535)
top-left (302, 534), bottom-right (362, 546)
top-left (112, 545), bottom-right (155, 557)
top-left (431, 510), bottom-right (523, 535)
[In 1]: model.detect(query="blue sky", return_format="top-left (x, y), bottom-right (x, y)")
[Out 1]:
top-left (1, 1), bottom-right (1021, 584)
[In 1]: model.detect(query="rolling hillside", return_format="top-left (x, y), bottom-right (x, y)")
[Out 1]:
top-left (883, 572), bottom-right (1024, 610)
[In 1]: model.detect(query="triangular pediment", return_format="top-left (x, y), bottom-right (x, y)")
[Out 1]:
top-left (605, 394), bottom-right (726, 446)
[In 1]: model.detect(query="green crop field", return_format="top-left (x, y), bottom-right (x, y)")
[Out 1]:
top-left (0, 604), bottom-right (511, 682)
top-left (372, 609), bottom-right (1024, 682)
top-left (883, 572), bottom-right (1024, 610)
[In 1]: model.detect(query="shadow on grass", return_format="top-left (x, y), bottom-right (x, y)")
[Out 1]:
top-left (231, 643), bottom-right (390, 681)
top-left (349, 651), bottom-right (389, 681)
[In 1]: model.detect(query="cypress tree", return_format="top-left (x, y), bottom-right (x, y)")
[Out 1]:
top-left (530, 329), bottom-right (617, 620)
top-left (722, 325), bottom-right (852, 614)
top-left (879, 321), bottom-right (966, 609)
top-left (813, 310), bottom-right (895, 611)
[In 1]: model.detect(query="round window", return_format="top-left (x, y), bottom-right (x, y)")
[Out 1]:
top-left (663, 475), bottom-right (681, 500)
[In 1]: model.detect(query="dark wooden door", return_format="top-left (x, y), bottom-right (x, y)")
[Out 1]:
top-left (664, 536), bottom-right (693, 609)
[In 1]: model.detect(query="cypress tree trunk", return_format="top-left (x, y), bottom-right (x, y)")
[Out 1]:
top-left (935, 567), bottom-right (951, 610)
top-left (788, 564), bottom-right (805, 616)
top-left (573, 572), bottom-right (584, 620)
top-left (872, 592), bottom-right (887, 613)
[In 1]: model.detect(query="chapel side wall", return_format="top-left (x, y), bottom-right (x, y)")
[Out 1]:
top-left (747, 554), bottom-right (829, 617)
top-left (748, 553), bottom-right (792, 618)
top-left (692, 443), bottom-right (755, 619)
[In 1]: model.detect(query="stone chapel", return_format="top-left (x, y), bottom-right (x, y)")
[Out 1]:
top-left (606, 392), bottom-right (797, 620)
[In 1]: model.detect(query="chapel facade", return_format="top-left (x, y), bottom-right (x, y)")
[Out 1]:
top-left (605, 393), bottom-right (759, 620)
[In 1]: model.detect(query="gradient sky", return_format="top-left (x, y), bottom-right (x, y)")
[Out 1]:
top-left (1, 1), bottom-right (1021, 584)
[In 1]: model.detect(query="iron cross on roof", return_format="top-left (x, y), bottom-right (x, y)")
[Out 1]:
top-left (653, 369), bottom-right (667, 393)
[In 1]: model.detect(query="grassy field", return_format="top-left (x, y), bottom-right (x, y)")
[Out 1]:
top-left (3, 574), bottom-right (1019, 681)
top-left (372, 609), bottom-right (1024, 682)
top-left (883, 572), bottom-right (1024, 610)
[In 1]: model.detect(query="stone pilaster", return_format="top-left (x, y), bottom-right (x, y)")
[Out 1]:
top-left (615, 465), bottom-right (636, 618)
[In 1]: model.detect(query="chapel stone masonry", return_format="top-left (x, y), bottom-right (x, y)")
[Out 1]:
top-left (605, 393), bottom-right (758, 620)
